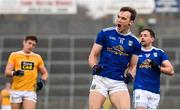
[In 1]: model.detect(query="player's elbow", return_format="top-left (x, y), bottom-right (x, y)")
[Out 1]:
top-left (166, 67), bottom-right (175, 76)
top-left (169, 69), bottom-right (175, 76)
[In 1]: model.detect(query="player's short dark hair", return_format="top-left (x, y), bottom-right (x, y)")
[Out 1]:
top-left (120, 6), bottom-right (136, 21)
top-left (141, 28), bottom-right (156, 38)
top-left (25, 35), bottom-right (38, 43)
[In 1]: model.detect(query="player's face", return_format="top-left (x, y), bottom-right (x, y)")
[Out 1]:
top-left (116, 11), bottom-right (133, 33)
top-left (23, 40), bottom-right (36, 53)
top-left (140, 30), bottom-right (154, 47)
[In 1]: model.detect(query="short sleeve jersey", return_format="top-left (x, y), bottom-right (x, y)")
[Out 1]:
top-left (7, 51), bottom-right (45, 91)
top-left (134, 47), bottom-right (169, 93)
top-left (95, 27), bottom-right (141, 81)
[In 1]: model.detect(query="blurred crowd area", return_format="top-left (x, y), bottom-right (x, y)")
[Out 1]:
top-left (0, 0), bottom-right (180, 109)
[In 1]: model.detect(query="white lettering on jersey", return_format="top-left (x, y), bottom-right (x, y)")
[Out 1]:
top-left (139, 55), bottom-right (143, 57)
top-left (109, 36), bottom-right (116, 40)
top-left (119, 38), bottom-right (125, 44)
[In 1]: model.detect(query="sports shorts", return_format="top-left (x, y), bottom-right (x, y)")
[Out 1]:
top-left (90, 75), bottom-right (128, 97)
top-left (133, 89), bottom-right (160, 109)
top-left (10, 90), bottom-right (37, 103)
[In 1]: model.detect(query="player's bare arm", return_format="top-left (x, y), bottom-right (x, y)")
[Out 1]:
top-left (160, 60), bottom-right (175, 76)
top-left (88, 43), bottom-right (102, 68)
top-left (127, 54), bottom-right (139, 77)
top-left (39, 66), bottom-right (48, 80)
top-left (5, 63), bottom-right (14, 77)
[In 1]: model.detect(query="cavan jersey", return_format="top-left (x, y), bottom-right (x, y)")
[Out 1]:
top-left (7, 51), bottom-right (45, 91)
top-left (94, 27), bottom-right (141, 81)
top-left (134, 47), bottom-right (169, 94)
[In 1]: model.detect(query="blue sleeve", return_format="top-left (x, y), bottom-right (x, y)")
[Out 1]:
top-left (160, 50), bottom-right (169, 63)
top-left (133, 40), bottom-right (141, 55)
top-left (95, 30), bottom-right (105, 46)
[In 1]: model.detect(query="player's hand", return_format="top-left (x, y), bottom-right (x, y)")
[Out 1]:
top-left (12, 70), bottom-right (24, 76)
top-left (36, 78), bottom-right (46, 92)
top-left (92, 64), bottom-right (103, 75)
top-left (124, 73), bottom-right (133, 84)
top-left (149, 60), bottom-right (160, 72)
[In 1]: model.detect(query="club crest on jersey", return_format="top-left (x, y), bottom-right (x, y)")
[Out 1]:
top-left (139, 59), bottom-right (151, 68)
top-left (128, 40), bottom-right (133, 46)
top-left (153, 53), bottom-right (158, 57)
top-left (21, 61), bottom-right (34, 70)
top-left (107, 45), bottom-right (128, 56)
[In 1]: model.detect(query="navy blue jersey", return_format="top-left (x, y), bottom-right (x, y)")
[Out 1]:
top-left (94, 27), bottom-right (141, 81)
top-left (134, 47), bottom-right (169, 94)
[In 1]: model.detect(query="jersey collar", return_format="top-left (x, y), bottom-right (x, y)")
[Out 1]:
top-left (20, 50), bottom-right (33, 55)
top-left (115, 27), bottom-right (131, 36)
top-left (142, 46), bottom-right (154, 52)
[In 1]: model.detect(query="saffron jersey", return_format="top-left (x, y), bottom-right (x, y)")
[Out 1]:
top-left (95, 27), bottom-right (141, 81)
top-left (7, 51), bottom-right (45, 91)
top-left (0, 89), bottom-right (10, 106)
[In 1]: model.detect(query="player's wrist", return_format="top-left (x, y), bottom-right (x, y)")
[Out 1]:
top-left (124, 73), bottom-right (133, 84)
top-left (40, 78), bottom-right (46, 84)
top-left (11, 71), bottom-right (14, 76)
top-left (127, 73), bottom-right (133, 79)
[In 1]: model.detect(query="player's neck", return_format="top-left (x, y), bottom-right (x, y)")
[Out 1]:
top-left (116, 27), bottom-right (131, 35)
top-left (143, 45), bottom-right (153, 50)
top-left (120, 29), bottom-right (130, 34)
top-left (22, 50), bottom-right (31, 54)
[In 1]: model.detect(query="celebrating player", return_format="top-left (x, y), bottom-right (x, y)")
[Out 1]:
top-left (133, 28), bottom-right (175, 109)
top-left (88, 6), bottom-right (141, 109)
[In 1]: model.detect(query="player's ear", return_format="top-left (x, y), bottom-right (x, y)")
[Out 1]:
top-left (129, 20), bottom-right (134, 26)
top-left (151, 36), bottom-right (155, 43)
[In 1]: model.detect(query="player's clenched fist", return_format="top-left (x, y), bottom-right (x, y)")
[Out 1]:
top-left (36, 78), bottom-right (46, 92)
top-left (92, 64), bottom-right (103, 75)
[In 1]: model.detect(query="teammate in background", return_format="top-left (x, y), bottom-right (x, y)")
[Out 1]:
top-left (133, 28), bottom-right (175, 109)
top-left (0, 82), bottom-right (11, 109)
top-left (88, 6), bottom-right (141, 109)
top-left (5, 35), bottom-right (48, 109)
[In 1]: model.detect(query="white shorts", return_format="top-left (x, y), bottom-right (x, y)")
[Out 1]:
top-left (133, 89), bottom-right (160, 109)
top-left (90, 75), bottom-right (128, 97)
top-left (10, 90), bottom-right (37, 103)
top-left (1, 105), bottom-right (11, 109)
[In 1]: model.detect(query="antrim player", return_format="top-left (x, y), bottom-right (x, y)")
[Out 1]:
top-left (133, 28), bottom-right (174, 109)
top-left (88, 7), bottom-right (141, 109)
top-left (5, 35), bottom-right (48, 109)
top-left (0, 82), bottom-right (11, 109)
